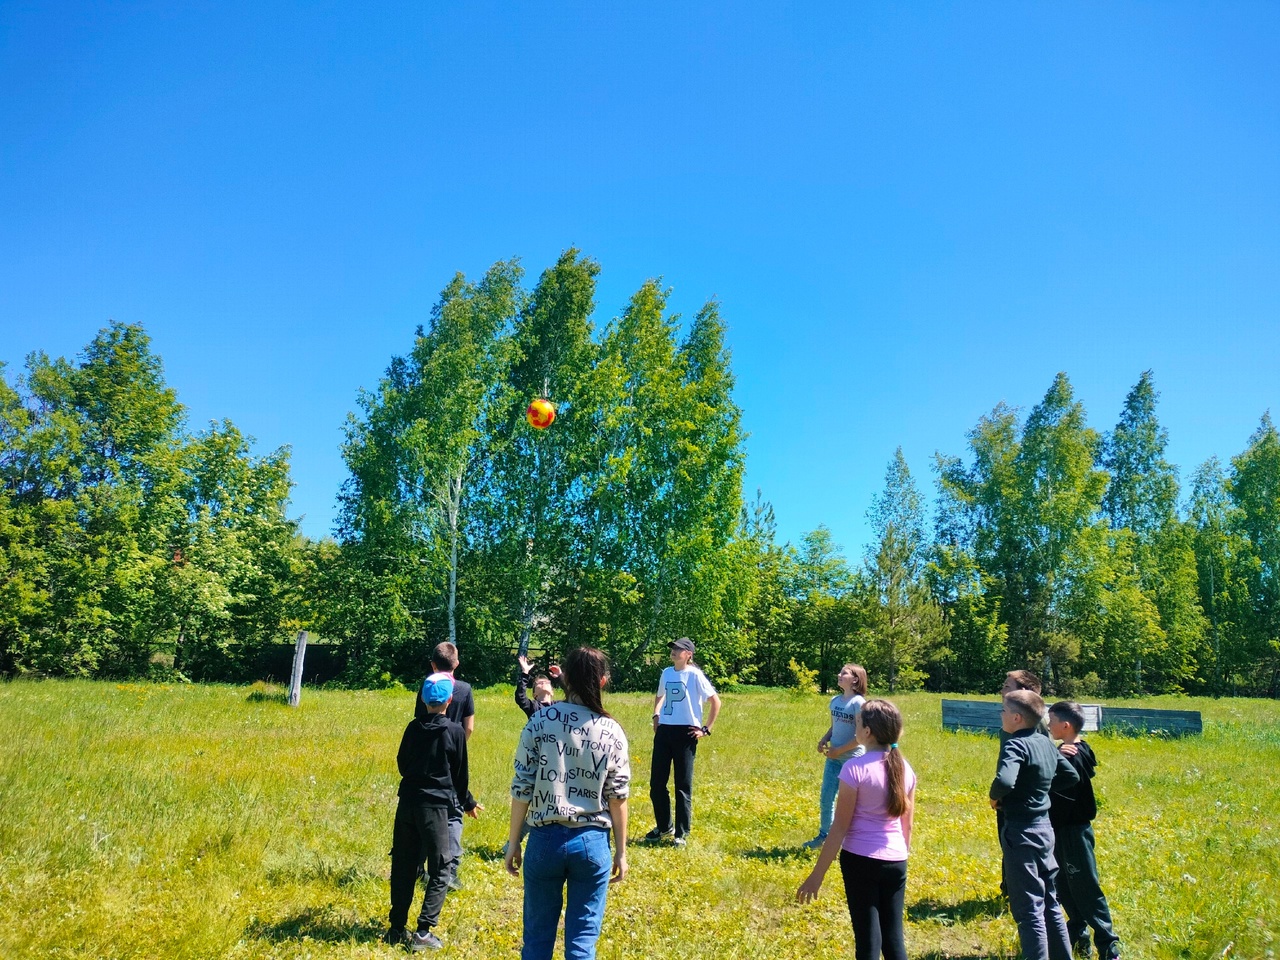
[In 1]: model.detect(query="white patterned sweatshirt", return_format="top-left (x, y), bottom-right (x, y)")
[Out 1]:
top-left (511, 701), bottom-right (631, 829)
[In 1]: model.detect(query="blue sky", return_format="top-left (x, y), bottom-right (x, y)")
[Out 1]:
top-left (2, 2), bottom-right (1277, 558)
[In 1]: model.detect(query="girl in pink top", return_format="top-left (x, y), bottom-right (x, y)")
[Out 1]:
top-left (797, 700), bottom-right (916, 960)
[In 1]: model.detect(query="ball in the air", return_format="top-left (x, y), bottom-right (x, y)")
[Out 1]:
top-left (526, 398), bottom-right (556, 429)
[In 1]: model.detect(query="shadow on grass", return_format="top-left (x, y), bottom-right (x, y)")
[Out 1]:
top-left (907, 894), bottom-right (1006, 923)
top-left (913, 952), bottom-right (1009, 960)
top-left (248, 907), bottom-right (385, 945)
top-left (739, 844), bottom-right (809, 861)
top-left (469, 842), bottom-right (508, 862)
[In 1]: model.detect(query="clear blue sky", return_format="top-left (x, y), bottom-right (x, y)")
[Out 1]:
top-left (2, 3), bottom-right (1278, 558)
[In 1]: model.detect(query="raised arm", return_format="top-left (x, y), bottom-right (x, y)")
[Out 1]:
top-left (797, 780), bottom-right (858, 901)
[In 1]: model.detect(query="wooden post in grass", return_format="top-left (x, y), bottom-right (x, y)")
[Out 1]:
top-left (288, 630), bottom-right (308, 707)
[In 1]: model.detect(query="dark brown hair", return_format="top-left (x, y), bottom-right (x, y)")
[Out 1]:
top-left (431, 641), bottom-right (460, 672)
top-left (1004, 689), bottom-right (1046, 726)
top-left (1048, 700), bottom-right (1085, 732)
top-left (860, 699), bottom-right (910, 817)
top-left (561, 647), bottom-right (611, 718)
top-left (842, 663), bottom-right (868, 696)
top-left (1005, 669), bottom-right (1042, 693)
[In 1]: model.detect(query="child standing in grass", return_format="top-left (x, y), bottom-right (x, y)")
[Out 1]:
top-left (1047, 701), bottom-right (1121, 960)
top-left (991, 689), bottom-right (1080, 960)
top-left (506, 647), bottom-right (630, 960)
top-left (388, 673), bottom-right (480, 951)
top-left (796, 699), bottom-right (916, 960)
top-left (804, 663), bottom-right (868, 849)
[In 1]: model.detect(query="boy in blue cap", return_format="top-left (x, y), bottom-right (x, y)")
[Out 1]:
top-left (388, 672), bottom-right (480, 951)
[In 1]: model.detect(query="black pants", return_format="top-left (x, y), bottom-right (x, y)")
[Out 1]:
top-left (839, 850), bottom-right (908, 960)
top-left (650, 724), bottom-right (699, 838)
top-left (389, 800), bottom-right (451, 932)
top-left (1054, 824), bottom-right (1119, 956)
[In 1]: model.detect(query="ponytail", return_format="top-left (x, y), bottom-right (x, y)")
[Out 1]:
top-left (861, 699), bottom-right (908, 817)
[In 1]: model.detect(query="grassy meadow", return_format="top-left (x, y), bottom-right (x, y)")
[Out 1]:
top-left (0, 680), bottom-right (1276, 960)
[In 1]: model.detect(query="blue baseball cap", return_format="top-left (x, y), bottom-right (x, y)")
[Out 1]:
top-left (421, 672), bottom-right (455, 705)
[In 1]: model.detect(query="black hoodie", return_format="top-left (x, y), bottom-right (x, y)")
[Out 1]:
top-left (396, 712), bottom-right (476, 812)
top-left (1049, 738), bottom-right (1098, 826)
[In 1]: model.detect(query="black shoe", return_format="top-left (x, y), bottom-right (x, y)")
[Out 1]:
top-left (644, 826), bottom-right (673, 842)
top-left (1073, 936), bottom-right (1092, 958)
top-left (410, 930), bottom-right (443, 951)
top-left (383, 926), bottom-right (409, 946)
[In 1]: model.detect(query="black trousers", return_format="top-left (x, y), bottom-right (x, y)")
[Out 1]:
top-left (839, 850), bottom-right (908, 960)
top-left (650, 724), bottom-right (699, 838)
top-left (1054, 824), bottom-right (1119, 956)
top-left (389, 800), bottom-right (451, 932)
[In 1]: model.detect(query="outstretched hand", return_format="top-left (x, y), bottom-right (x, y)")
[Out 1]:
top-left (517, 655), bottom-right (531, 674)
top-left (466, 803), bottom-right (484, 820)
top-left (796, 873), bottom-right (823, 904)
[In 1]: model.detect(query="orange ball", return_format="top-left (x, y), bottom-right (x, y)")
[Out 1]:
top-left (526, 398), bottom-right (556, 429)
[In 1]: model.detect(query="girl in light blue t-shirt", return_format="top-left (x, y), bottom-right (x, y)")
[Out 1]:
top-left (804, 663), bottom-right (867, 849)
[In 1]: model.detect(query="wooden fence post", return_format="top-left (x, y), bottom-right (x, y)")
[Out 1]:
top-left (288, 630), bottom-right (308, 707)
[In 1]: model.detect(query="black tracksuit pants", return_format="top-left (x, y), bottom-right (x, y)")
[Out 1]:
top-left (650, 723), bottom-right (699, 838)
top-left (389, 800), bottom-right (452, 932)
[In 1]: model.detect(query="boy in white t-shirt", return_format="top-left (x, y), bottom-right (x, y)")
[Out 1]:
top-left (645, 637), bottom-right (722, 847)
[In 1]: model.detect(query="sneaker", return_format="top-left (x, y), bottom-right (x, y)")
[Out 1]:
top-left (445, 875), bottom-right (463, 892)
top-left (410, 930), bottom-right (443, 951)
top-left (644, 826), bottom-right (673, 842)
top-left (383, 926), bottom-right (409, 946)
top-left (802, 835), bottom-right (827, 850)
top-left (672, 836), bottom-right (687, 848)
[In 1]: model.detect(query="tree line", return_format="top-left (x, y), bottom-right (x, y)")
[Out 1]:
top-left (2, 251), bottom-right (1277, 696)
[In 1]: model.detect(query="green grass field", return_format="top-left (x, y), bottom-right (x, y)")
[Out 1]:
top-left (1, 681), bottom-right (1276, 960)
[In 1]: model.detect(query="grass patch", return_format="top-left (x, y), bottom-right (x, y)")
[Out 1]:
top-left (0, 681), bottom-right (1275, 959)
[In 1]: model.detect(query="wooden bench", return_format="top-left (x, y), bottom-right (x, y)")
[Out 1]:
top-left (941, 699), bottom-right (1199, 737)
top-left (1099, 707), bottom-right (1202, 737)
top-left (941, 699), bottom-right (1101, 734)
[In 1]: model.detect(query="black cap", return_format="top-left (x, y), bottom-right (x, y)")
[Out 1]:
top-left (668, 637), bottom-right (695, 653)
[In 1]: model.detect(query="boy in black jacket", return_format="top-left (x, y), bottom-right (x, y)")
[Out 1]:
top-left (991, 689), bottom-right (1080, 960)
top-left (1048, 702), bottom-right (1121, 959)
top-left (388, 673), bottom-right (480, 951)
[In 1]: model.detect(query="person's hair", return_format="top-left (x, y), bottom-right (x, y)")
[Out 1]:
top-left (431, 641), bottom-right (459, 672)
top-left (561, 647), bottom-right (611, 718)
top-left (843, 663), bottom-right (868, 696)
top-left (1004, 689), bottom-right (1046, 727)
top-left (1005, 669), bottom-right (1042, 693)
top-left (860, 699), bottom-right (909, 817)
top-left (1048, 700), bottom-right (1085, 732)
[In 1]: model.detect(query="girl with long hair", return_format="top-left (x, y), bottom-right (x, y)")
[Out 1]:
top-left (506, 647), bottom-right (630, 960)
top-left (805, 663), bottom-right (869, 848)
top-left (797, 699), bottom-right (916, 960)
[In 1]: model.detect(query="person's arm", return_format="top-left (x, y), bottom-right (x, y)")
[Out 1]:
top-left (609, 797), bottom-right (628, 882)
top-left (462, 715), bottom-right (475, 739)
top-left (902, 786), bottom-right (915, 851)
top-left (1051, 749), bottom-right (1081, 792)
top-left (817, 723), bottom-right (834, 754)
top-left (696, 693), bottom-right (721, 737)
top-left (450, 727), bottom-right (480, 816)
top-left (652, 691), bottom-right (665, 731)
top-left (797, 780), bottom-right (858, 902)
top-left (504, 799), bottom-right (530, 876)
top-left (989, 738), bottom-right (1023, 806)
top-left (396, 724), bottom-right (413, 778)
top-left (514, 666), bottom-right (535, 717)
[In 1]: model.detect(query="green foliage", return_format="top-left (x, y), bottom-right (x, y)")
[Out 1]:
top-left (0, 326), bottom-right (302, 681)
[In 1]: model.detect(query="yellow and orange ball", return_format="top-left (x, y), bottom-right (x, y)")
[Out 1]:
top-left (526, 398), bottom-right (556, 429)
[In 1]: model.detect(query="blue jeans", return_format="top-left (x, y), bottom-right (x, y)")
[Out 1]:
top-left (819, 757), bottom-right (844, 837)
top-left (818, 746), bottom-right (864, 838)
top-left (522, 825), bottom-right (612, 960)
